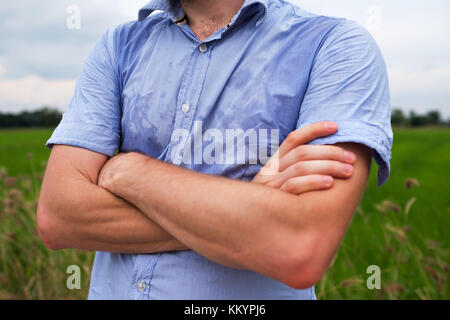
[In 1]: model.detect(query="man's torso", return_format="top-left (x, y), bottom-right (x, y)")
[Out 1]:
top-left (88, 0), bottom-right (344, 300)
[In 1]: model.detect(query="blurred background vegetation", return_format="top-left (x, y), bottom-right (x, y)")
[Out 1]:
top-left (0, 107), bottom-right (448, 299)
top-left (1, 107), bottom-right (450, 129)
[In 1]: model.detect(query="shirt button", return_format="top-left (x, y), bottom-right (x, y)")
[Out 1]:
top-left (181, 103), bottom-right (190, 114)
top-left (137, 280), bottom-right (146, 292)
top-left (198, 43), bottom-right (208, 53)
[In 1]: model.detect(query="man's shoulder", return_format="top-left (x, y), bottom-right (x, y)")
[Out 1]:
top-left (106, 11), bottom-right (169, 46)
top-left (269, 0), bottom-right (362, 44)
top-left (271, 1), bottom-right (378, 56)
top-left (271, 0), bottom-right (346, 28)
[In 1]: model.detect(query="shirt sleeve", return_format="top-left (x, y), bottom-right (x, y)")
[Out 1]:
top-left (297, 20), bottom-right (393, 186)
top-left (46, 27), bottom-right (121, 157)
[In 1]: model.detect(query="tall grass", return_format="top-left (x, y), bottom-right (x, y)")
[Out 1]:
top-left (316, 179), bottom-right (449, 299)
top-left (314, 128), bottom-right (450, 300)
top-left (0, 162), bottom-right (93, 299)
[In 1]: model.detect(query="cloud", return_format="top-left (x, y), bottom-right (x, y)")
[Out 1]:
top-left (0, 63), bottom-right (5, 78)
top-left (0, 0), bottom-right (148, 79)
top-left (389, 65), bottom-right (450, 97)
top-left (0, 75), bottom-right (76, 113)
top-left (389, 64), bottom-right (450, 116)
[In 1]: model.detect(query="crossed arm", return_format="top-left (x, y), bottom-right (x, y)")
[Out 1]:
top-left (37, 122), bottom-right (372, 289)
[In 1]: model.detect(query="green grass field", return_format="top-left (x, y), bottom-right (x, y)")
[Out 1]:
top-left (0, 128), bottom-right (448, 299)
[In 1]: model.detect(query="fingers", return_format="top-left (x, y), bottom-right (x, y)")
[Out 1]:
top-left (278, 144), bottom-right (356, 172)
top-left (278, 121), bottom-right (338, 158)
top-left (280, 175), bottom-right (334, 195)
top-left (267, 160), bottom-right (354, 188)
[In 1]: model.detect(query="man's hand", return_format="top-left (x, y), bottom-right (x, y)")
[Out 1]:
top-left (253, 121), bottom-right (356, 194)
top-left (98, 151), bottom-right (148, 193)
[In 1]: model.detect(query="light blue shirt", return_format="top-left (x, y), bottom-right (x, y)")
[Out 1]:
top-left (46, 0), bottom-right (393, 300)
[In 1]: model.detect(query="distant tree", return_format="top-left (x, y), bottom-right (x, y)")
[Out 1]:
top-left (391, 109), bottom-right (407, 126)
top-left (0, 107), bottom-right (62, 128)
top-left (408, 111), bottom-right (428, 127)
top-left (425, 110), bottom-right (441, 126)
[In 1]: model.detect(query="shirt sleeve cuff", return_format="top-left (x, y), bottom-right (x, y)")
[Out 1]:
top-left (299, 120), bottom-right (392, 187)
top-left (46, 122), bottom-right (120, 157)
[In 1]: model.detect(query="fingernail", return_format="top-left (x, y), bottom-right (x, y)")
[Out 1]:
top-left (345, 151), bottom-right (356, 162)
top-left (324, 121), bottom-right (337, 130)
top-left (344, 164), bottom-right (353, 174)
top-left (323, 176), bottom-right (333, 185)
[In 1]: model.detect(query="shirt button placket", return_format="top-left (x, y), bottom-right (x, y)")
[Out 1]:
top-left (167, 42), bottom-right (211, 164)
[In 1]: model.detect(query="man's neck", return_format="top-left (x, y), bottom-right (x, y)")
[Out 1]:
top-left (180, 0), bottom-right (245, 41)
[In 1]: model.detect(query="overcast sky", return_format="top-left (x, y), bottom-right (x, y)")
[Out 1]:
top-left (0, 0), bottom-right (449, 118)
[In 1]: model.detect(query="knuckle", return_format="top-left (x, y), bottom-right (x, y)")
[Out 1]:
top-left (286, 131), bottom-right (298, 143)
top-left (332, 148), bottom-right (343, 160)
top-left (313, 121), bottom-right (326, 132)
top-left (335, 146), bottom-right (345, 153)
top-left (306, 177), bottom-right (318, 189)
top-left (334, 162), bottom-right (344, 173)
top-left (312, 175), bottom-right (323, 186)
top-left (312, 122), bottom-right (323, 132)
top-left (294, 162), bottom-right (305, 174)
top-left (319, 145), bottom-right (332, 158)
top-left (295, 146), bottom-right (307, 160)
top-left (336, 147), bottom-right (347, 158)
top-left (266, 179), bottom-right (279, 188)
top-left (308, 122), bottom-right (320, 129)
top-left (283, 180), bottom-right (296, 192)
top-left (324, 144), bottom-right (337, 154)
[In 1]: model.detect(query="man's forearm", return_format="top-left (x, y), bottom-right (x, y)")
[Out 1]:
top-left (37, 146), bottom-right (188, 254)
top-left (39, 180), bottom-right (187, 253)
top-left (99, 153), bottom-right (316, 283)
top-left (39, 177), bottom-right (189, 253)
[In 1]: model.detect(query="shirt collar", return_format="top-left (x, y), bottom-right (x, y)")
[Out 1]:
top-left (138, 0), bottom-right (269, 26)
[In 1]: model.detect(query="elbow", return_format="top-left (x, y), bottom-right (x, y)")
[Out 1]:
top-left (282, 261), bottom-right (327, 290)
top-left (271, 234), bottom-right (329, 290)
top-left (36, 201), bottom-right (64, 251)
